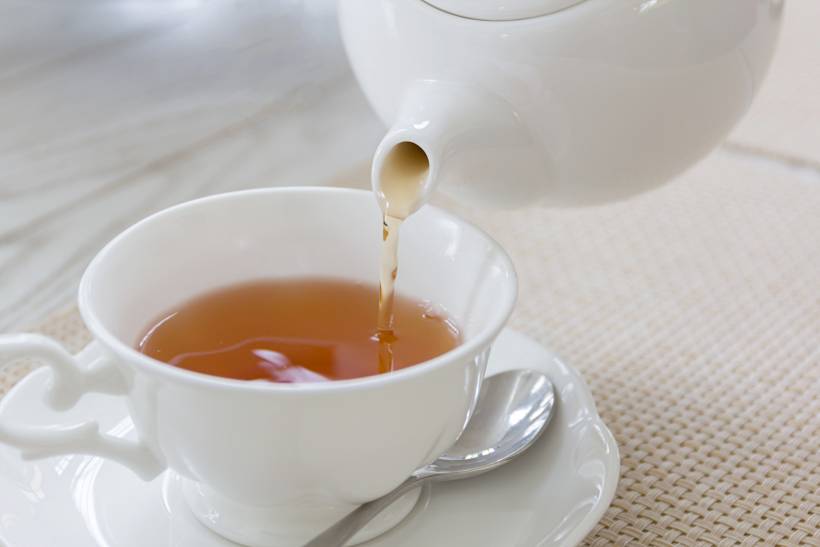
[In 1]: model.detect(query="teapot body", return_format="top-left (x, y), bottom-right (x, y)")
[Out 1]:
top-left (340, 0), bottom-right (782, 207)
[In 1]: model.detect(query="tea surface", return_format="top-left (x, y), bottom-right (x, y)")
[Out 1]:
top-left (137, 278), bottom-right (460, 382)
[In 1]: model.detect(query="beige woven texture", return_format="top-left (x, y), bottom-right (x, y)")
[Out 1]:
top-left (2, 152), bottom-right (819, 545)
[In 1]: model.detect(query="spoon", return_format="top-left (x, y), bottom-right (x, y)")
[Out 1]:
top-left (303, 369), bottom-right (556, 547)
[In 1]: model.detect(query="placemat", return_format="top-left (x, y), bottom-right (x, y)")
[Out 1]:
top-left (2, 152), bottom-right (818, 545)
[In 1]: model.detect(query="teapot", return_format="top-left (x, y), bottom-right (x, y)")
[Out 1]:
top-left (339, 0), bottom-right (782, 210)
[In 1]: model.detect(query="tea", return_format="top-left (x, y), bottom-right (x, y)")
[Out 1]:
top-left (137, 278), bottom-right (460, 383)
top-left (376, 141), bottom-right (430, 336)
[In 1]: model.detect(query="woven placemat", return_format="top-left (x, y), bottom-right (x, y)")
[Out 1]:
top-left (2, 153), bottom-right (819, 545)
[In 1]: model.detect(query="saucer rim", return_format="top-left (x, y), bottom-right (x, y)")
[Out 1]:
top-left (495, 328), bottom-right (620, 546)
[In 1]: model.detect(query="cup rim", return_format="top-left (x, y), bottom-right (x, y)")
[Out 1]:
top-left (78, 187), bottom-right (518, 393)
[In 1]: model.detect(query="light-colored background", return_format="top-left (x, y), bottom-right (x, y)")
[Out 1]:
top-left (1, 0), bottom-right (818, 332)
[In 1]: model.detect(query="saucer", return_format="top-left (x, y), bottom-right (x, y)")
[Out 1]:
top-left (0, 329), bottom-right (619, 547)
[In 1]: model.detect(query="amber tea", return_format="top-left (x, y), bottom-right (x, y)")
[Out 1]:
top-left (137, 278), bottom-right (460, 383)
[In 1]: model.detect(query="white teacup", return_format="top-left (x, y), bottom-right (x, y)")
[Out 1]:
top-left (0, 188), bottom-right (516, 546)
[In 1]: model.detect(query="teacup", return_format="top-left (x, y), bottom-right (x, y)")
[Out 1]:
top-left (0, 187), bottom-right (517, 546)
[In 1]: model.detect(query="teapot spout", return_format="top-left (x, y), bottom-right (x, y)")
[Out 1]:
top-left (372, 80), bottom-right (548, 212)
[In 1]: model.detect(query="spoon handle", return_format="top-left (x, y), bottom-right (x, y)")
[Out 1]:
top-left (301, 475), bottom-right (428, 547)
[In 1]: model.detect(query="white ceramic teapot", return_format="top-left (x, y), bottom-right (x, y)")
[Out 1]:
top-left (339, 0), bottom-right (782, 210)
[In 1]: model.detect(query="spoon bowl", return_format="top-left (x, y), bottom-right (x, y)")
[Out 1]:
top-left (304, 369), bottom-right (556, 547)
top-left (418, 369), bottom-right (555, 480)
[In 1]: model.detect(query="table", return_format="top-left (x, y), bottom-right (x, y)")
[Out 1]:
top-left (0, 0), bottom-right (383, 331)
top-left (1, 2), bottom-right (819, 545)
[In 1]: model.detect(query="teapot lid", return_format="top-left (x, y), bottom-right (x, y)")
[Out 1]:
top-left (422, 0), bottom-right (586, 20)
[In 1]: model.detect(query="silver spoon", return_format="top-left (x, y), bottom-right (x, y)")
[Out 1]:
top-left (303, 369), bottom-right (556, 547)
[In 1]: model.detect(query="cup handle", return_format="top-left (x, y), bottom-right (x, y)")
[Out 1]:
top-left (0, 334), bottom-right (164, 481)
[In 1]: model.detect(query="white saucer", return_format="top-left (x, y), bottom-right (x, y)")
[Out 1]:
top-left (0, 329), bottom-right (619, 547)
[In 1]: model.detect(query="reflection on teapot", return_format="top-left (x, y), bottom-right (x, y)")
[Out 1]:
top-left (340, 0), bottom-right (782, 209)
